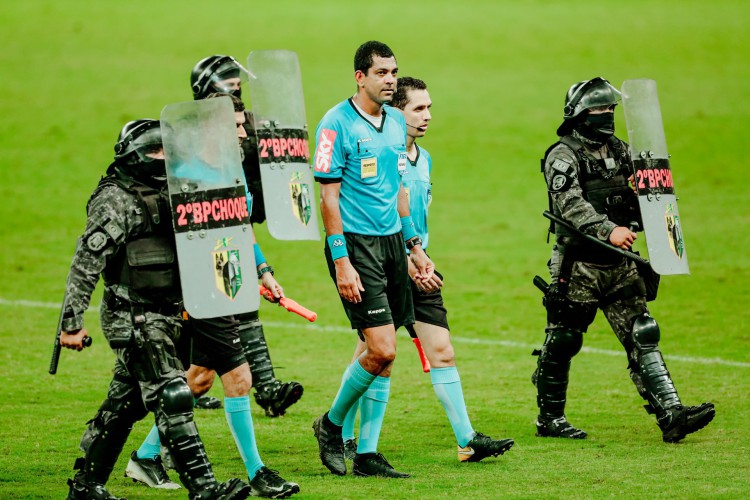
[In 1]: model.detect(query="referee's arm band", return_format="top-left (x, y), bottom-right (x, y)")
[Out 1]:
top-left (327, 234), bottom-right (348, 261)
top-left (400, 216), bottom-right (418, 242)
top-left (253, 243), bottom-right (267, 267)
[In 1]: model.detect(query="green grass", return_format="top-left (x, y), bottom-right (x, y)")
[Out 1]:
top-left (1, 0), bottom-right (749, 498)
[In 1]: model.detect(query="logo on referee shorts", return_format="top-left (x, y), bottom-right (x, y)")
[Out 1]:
top-left (367, 308), bottom-right (386, 315)
top-left (314, 128), bottom-right (337, 173)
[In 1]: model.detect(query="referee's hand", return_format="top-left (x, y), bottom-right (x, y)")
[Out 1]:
top-left (410, 247), bottom-right (435, 282)
top-left (335, 257), bottom-right (365, 303)
top-left (408, 258), bottom-right (442, 293)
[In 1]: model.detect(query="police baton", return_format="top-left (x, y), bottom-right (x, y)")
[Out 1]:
top-left (49, 303), bottom-right (93, 375)
top-left (533, 275), bottom-right (550, 295)
top-left (49, 239), bottom-right (92, 375)
top-left (542, 211), bottom-right (650, 266)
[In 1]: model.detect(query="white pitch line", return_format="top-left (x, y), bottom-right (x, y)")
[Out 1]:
top-left (4, 297), bottom-right (749, 369)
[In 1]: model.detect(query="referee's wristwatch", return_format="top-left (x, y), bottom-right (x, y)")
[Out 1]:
top-left (405, 236), bottom-right (423, 250)
top-left (257, 265), bottom-right (274, 279)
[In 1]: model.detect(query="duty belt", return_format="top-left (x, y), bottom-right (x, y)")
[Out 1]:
top-left (103, 290), bottom-right (181, 317)
top-left (560, 243), bottom-right (625, 266)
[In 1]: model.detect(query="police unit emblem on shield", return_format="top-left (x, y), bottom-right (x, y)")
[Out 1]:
top-left (289, 171), bottom-right (312, 226)
top-left (212, 237), bottom-right (243, 299)
top-left (664, 203), bottom-right (684, 259)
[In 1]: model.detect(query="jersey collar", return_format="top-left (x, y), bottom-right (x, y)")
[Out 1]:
top-left (348, 98), bottom-right (386, 132)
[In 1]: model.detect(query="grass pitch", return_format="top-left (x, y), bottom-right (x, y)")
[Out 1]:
top-left (0, 1), bottom-right (748, 498)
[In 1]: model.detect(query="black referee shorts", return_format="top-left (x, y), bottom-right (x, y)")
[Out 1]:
top-left (187, 315), bottom-right (247, 376)
top-left (325, 232), bottom-right (414, 331)
top-left (407, 269), bottom-right (449, 331)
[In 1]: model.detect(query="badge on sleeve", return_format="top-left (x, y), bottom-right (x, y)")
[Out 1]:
top-left (550, 174), bottom-right (572, 192)
top-left (87, 231), bottom-right (108, 252)
top-left (397, 152), bottom-right (407, 175)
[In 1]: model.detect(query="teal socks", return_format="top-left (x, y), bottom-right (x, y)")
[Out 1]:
top-left (329, 360), bottom-right (376, 426)
top-left (135, 422), bottom-right (161, 460)
top-left (357, 376), bottom-right (390, 454)
top-left (431, 366), bottom-right (475, 447)
top-left (225, 396), bottom-right (264, 479)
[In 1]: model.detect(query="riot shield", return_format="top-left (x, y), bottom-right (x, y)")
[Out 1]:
top-left (161, 97), bottom-right (260, 318)
top-left (622, 79), bottom-right (689, 275)
top-left (246, 50), bottom-right (320, 240)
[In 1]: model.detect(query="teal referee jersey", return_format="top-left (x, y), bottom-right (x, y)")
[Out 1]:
top-left (401, 144), bottom-right (432, 250)
top-left (313, 99), bottom-right (407, 236)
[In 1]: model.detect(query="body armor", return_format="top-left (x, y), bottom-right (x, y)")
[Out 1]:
top-left (547, 134), bottom-right (639, 245)
top-left (97, 171), bottom-right (180, 302)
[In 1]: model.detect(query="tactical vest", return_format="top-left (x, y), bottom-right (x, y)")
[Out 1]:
top-left (543, 135), bottom-right (639, 245)
top-left (95, 171), bottom-right (181, 303)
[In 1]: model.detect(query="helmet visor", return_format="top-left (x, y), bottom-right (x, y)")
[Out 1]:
top-left (208, 58), bottom-right (249, 94)
top-left (131, 125), bottom-right (163, 161)
top-left (576, 79), bottom-right (621, 114)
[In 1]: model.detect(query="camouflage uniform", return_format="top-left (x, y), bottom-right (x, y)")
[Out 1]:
top-left (64, 168), bottom-right (246, 498)
top-left (533, 130), bottom-right (714, 442)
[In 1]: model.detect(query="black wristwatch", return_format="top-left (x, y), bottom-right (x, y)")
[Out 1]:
top-left (405, 236), bottom-right (422, 250)
top-left (257, 265), bottom-right (274, 279)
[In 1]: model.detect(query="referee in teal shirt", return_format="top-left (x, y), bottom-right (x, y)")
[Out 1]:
top-left (312, 41), bottom-right (434, 479)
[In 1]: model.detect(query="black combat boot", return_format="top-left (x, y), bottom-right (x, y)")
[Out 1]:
top-left (66, 459), bottom-right (125, 500)
top-left (656, 403), bottom-right (715, 443)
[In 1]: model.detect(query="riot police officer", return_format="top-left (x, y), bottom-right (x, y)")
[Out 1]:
top-left (532, 77), bottom-right (715, 442)
top-left (59, 120), bottom-right (251, 499)
top-left (187, 55), bottom-right (304, 417)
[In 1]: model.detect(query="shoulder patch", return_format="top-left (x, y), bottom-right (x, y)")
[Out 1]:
top-left (87, 231), bottom-right (108, 252)
top-left (551, 159), bottom-right (572, 173)
top-left (103, 220), bottom-right (124, 243)
top-left (549, 173), bottom-right (572, 192)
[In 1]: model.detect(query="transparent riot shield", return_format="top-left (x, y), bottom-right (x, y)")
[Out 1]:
top-left (161, 97), bottom-right (259, 318)
top-left (246, 50), bottom-right (320, 240)
top-left (622, 79), bottom-right (689, 275)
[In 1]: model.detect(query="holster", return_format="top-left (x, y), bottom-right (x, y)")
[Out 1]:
top-left (129, 304), bottom-right (162, 381)
top-left (545, 280), bottom-right (569, 325)
top-left (635, 258), bottom-right (660, 302)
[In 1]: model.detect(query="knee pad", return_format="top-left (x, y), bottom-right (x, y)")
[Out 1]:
top-left (632, 313), bottom-right (660, 350)
top-left (159, 378), bottom-right (194, 416)
top-left (545, 328), bottom-right (583, 359)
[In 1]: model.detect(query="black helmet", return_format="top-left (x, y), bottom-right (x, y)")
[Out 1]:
top-left (557, 77), bottom-right (620, 136)
top-left (114, 119), bottom-right (162, 162)
top-left (190, 55), bottom-right (245, 100)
